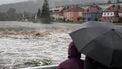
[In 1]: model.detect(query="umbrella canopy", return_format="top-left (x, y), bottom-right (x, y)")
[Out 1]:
top-left (70, 21), bottom-right (122, 67)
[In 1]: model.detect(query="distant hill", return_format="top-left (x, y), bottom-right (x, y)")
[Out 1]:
top-left (0, 0), bottom-right (120, 13)
top-left (0, 0), bottom-right (43, 13)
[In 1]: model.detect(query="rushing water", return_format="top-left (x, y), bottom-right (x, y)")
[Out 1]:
top-left (0, 21), bottom-right (81, 69)
top-left (0, 32), bottom-right (71, 69)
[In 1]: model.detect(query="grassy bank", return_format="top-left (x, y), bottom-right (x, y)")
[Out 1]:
top-left (113, 23), bottom-right (122, 26)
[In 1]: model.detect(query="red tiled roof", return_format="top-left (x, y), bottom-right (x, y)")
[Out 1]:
top-left (84, 4), bottom-right (102, 13)
top-left (104, 5), bottom-right (122, 12)
top-left (64, 5), bottom-right (84, 12)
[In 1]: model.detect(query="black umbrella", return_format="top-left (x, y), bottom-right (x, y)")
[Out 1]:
top-left (70, 21), bottom-right (122, 67)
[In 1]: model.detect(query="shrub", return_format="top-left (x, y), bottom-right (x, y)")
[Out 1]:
top-left (24, 58), bottom-right (53, 67)
top-left (41, 58), bottom-right (53, 66)
top-left (24, 59), bottom-right (40, 67)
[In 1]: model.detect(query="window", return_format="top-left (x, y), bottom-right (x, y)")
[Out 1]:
top-left (108, 12), bottom-right (113, 16)
top-left (102, 12), bottom-right (106, 16)
top-left (112, 12), bottom-right (114, 16)
top-left (107, 12), bottom-right (109, 16)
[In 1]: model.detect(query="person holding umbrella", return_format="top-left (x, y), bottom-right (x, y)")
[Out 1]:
top-left (84, 56), bottom-right (109, 69)
top-left (57, 41), bottom-right (84, 69)
top-left (70, 21), bottom-right (122, 69)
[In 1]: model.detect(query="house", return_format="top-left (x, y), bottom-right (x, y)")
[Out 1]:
top-left (50, 7), bottom-right (64, 21)
top-left (63, 5), bottom-right (84, 22)
top-left (101, 4), bottom-right (122, 22)
top-left (118, 8), bottom-right (122, 22)
top-left (83, 4), bottom-right (102, 21)
top-left (18, 14), bottom-right (29, 22)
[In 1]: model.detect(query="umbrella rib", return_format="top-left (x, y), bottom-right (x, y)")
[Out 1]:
top-left (110, 31), bottom-right (114, 67)
top-left (114, 30), bottom-right (122, 39)
top-left (80, 30), bottom-right (115, 67)
top-left (80, 29), bottom-right (112, 52)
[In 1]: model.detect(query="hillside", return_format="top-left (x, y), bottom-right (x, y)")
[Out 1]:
top-left (0, 0), bottom-right (120, 13)
top-left (0, 0), bottom-right (43, 13)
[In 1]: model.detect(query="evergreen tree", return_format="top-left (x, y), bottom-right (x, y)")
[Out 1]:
top-left (107, 0), bottom-right (111, 4)
top-left (40, 0), bottom-right (51, 23)
top-left (116, 0), bottom-right (120, 3)
top-left (37, 8), bottom-right (41, 19)
top-left (6, 8), bottom-right (17, 21)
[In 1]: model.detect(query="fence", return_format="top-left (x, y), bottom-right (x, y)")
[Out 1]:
top-left (20, 65), bottom-right (58, 69)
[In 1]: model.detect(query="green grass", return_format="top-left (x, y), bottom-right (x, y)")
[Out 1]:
top-left (113, 23), bottom-right (122, 26)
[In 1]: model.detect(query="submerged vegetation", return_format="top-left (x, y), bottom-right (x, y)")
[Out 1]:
top-left (24, 58), bottom-right (53, 67)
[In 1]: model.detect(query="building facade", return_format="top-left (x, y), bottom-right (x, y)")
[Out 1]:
top-left (63, 5), bottom-right (84, 22)
top-left (83, 4), bottom-right (102, 22)
top-left (101, 5), bottom-right (122, 22)
top-left (50, 7), bottom-right (64, 21)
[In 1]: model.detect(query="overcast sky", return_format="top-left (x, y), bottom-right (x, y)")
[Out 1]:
top-left (0, 0), bottom-right (121, 5)
top-left (0, 0), bottom-right (28, 5)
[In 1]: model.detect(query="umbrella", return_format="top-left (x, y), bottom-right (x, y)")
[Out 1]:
top-left (70, 21), bottom-right (122, 67)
